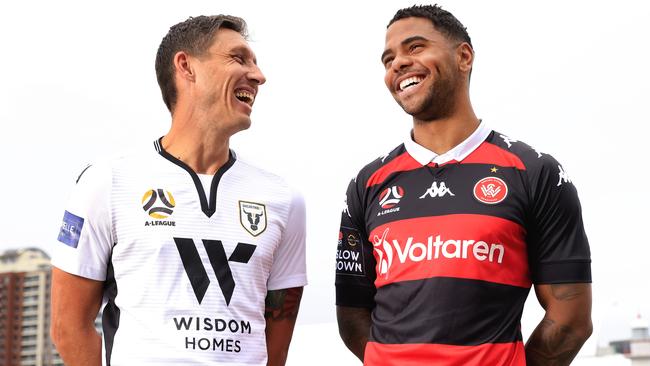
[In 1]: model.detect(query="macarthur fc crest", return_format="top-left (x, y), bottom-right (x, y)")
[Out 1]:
top-left (239, 201), bottom-right (267, 237)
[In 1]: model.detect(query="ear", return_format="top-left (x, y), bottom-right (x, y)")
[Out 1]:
top-left (173, 51), bottom-right (196, 82)
top-left (456, 42), bottom-right (474, 75)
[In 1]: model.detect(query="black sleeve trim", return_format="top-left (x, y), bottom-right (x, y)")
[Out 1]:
top-left (335, 284), bottom-right (376, 309)
top-left (532, 260), bottom-right (592, 284)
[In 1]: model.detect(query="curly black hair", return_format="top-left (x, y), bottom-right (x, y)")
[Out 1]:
top-left (388, 5), bottom-right (472, 48)
top-left (155, 15), bottom-right (248, 113)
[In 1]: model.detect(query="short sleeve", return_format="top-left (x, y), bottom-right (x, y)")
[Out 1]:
top-left (335, 177), bottom-right (377, 308)
top-left (266, 187), bottom-right (308, 290)
top-left (51, 163), bottom-right (113, 281)
top-left (526, 155), bottom-right (591, 284)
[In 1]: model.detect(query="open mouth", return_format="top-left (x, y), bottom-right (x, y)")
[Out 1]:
top-left (398, 76), bottom-right (424, 92)
top-left (235, 90), bottom-right (255, 106)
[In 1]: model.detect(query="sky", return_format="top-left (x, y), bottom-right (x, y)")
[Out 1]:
top-left (1, 0), bottom-right (649, 361)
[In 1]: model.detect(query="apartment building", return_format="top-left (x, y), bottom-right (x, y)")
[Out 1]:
top-left (0, 248), bottom-right (64, 366)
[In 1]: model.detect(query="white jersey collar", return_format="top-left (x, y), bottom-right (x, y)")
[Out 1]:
top-left (404, 121), bottom-right (491, 166)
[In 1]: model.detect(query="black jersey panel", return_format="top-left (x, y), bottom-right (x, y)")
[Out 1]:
top-left (103, 257), bottom-right (120, 365)
top-left (370, 277), bottom-right (528, 346)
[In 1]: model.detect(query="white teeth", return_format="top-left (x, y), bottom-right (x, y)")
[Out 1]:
top-left (399, 76), bottom-right (424, 91)
top-left (235, 91), bottom-right (254, 104)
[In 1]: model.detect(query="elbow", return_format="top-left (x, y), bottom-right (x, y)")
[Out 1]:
top-left (577, 319), bottom-right (593, 343)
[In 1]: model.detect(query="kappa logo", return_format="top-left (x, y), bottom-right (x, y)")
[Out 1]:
top-left (500, 134), bottom-right (518, 148)
top-left (474, 177), bottom-right (508, 204)
top-left (239, 201), bottom-right (266, 237)
top-left (175, 237), bottom-right (256, 305)
top-left (419, 181), bottom-right (455, 199)
top-left (142, 189), bottom-right (175, 219)
top-left (557, 165), bottom-right (572, 186)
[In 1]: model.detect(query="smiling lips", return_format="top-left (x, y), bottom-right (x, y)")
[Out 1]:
top-left (398, 76), bottom-right (424, 92)
top-left (235, 89), bottom-right (255, 106)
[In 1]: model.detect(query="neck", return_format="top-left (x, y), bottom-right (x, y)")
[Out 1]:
top-left (162, 106), bottom-right (231, 175)
top-left (412, 97), bottom-right (479, 155)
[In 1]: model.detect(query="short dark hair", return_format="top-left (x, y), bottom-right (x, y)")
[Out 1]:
top-left (155, 15), bottom-right (248, 113)
top-left (388, 4), bottom-right (472, 49)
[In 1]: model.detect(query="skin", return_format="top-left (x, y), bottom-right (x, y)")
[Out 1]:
top-left (265, 287), bottom-right (304, 366)
top-left (52, 28), bottom-right (299, 366)
top-left (337, 16), bottom-right (592, 364)
top-left (526, 284), bottom-right (593, 365)
top-left (50, 268), bottom-right (103, 366)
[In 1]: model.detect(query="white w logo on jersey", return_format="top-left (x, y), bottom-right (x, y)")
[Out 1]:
top-left (557, 164), bottom-right (572, 186)
top-left (419, 181), bottom-right (455, 199)
top-left (372, 228), bottom-right (392, 278)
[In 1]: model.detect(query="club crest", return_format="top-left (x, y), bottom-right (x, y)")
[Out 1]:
top-left (239, 201), bottom-right (267, 237)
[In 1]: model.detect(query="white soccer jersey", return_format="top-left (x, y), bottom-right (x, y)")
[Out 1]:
top-left (52, 139), bottom-right (307, 366)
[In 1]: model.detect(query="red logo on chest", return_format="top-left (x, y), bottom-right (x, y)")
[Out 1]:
top-left (473, 177), bottom-right (508, 204)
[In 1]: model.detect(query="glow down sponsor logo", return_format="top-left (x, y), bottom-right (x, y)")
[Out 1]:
top-left (372, 227), bottom-right (505, 278)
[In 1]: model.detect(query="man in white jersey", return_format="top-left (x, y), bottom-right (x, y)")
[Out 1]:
top-left (50, 15), bottom-right (307, 366)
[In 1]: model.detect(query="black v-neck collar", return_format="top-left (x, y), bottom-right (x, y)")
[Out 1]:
top-left (154, 138), bottom-right (236, 218)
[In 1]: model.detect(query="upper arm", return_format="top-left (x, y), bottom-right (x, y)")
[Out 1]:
top-left (534, 283), bottom-right (592, 323)
top-left (264, 287), bottom-right (303, 365)
top-left (526, 154), bottom-right (591, 284)
top-left (52, 163), bottom-right (113, 281)
top-left (51, 267), bottom-right (104, 335)
top-left (336, 178), bottom-right (377, 308)
top-left (267, 187), bottom-right (307, 291)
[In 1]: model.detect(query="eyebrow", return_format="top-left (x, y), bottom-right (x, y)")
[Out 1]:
top-left (230, 45), bottom-right (258, 64)
top-left (381, 35), bottom-right (431, 62)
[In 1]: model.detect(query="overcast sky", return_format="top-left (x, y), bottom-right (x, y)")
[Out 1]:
top-left (1, 0), bottom-right (649, 360)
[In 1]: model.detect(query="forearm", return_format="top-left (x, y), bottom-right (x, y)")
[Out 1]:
top-left (336, 306), bottom-right (372, 362)
top-left (52, 323), bottom-right (102, 366)
top-left (526, 283), bottom-right (593, 366)
top-left (525, 317), bottom-right (592, 365)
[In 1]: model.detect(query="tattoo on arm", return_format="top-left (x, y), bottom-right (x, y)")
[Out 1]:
top-left (526, 284), bottom-right (592, 366)
top-left (526, 318), bottom-right (584, 366)
top-left (264, 287), bottom-right (303, 320)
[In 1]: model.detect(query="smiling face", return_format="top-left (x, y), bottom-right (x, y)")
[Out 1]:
top-left (190, 28), bottom-right (266, 134)
top-left (382, 17), bottom-right (468, 122)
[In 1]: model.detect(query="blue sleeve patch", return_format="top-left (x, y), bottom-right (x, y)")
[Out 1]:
top-left (57, 211), bottom-right (85, 248)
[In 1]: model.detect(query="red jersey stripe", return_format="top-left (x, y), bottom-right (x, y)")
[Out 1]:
top-left (462, 142), bottom-right (526, 170)
top-left (367, 153), bottom-right (422, 188)
top-left (364, 341), bottom-right (526, 366)
top-left (369, 214), bottom-right (531, 288)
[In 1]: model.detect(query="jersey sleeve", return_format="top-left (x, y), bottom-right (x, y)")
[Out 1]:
top-left (266, 186), bottom-right (307, 290)
top-left (525, 155), bottom-right (591, 284)
top-left (335, 177), bottom-right (377, 308)
top-left (51, 163), bottom-right (113, 281)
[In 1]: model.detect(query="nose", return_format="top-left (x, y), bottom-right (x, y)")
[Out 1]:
top-left (391, 52), bottom-right (413, 72)
top-left (248, 64), bottom-right (266, 85)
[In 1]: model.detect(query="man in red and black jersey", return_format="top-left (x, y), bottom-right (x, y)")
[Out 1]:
top-left (335, 5), bottom-right (592, 366)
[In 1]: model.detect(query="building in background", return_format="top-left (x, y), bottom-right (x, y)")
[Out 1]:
top-left (0, 248), bottom-right (63, 366)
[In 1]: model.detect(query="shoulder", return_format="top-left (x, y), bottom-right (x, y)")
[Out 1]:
top-left (486, 130), bottom-right (565, 176)
top-left (352, 143), bottom-right (407, 189)
top-left (232, 155), bottom-right (303, 208)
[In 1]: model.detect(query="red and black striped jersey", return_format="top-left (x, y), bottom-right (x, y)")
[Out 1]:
top-left (335, 123), bottom-right (591, 366)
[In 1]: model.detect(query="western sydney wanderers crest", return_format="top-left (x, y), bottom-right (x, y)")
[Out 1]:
top-left (239, 201), bottom-right (267, 236)
top-left (474, 177), bottom-right (508, 204)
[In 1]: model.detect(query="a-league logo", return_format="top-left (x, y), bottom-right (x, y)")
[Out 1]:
top-left (174, 238), bottom-right (256, 305)
top-left (142, 189), bottom-right (175, 219)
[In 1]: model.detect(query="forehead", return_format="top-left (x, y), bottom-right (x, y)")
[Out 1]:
top-left (209, 28), bottom-right (254, 54)
top-left (384, 17), bottom-right (446, 48)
